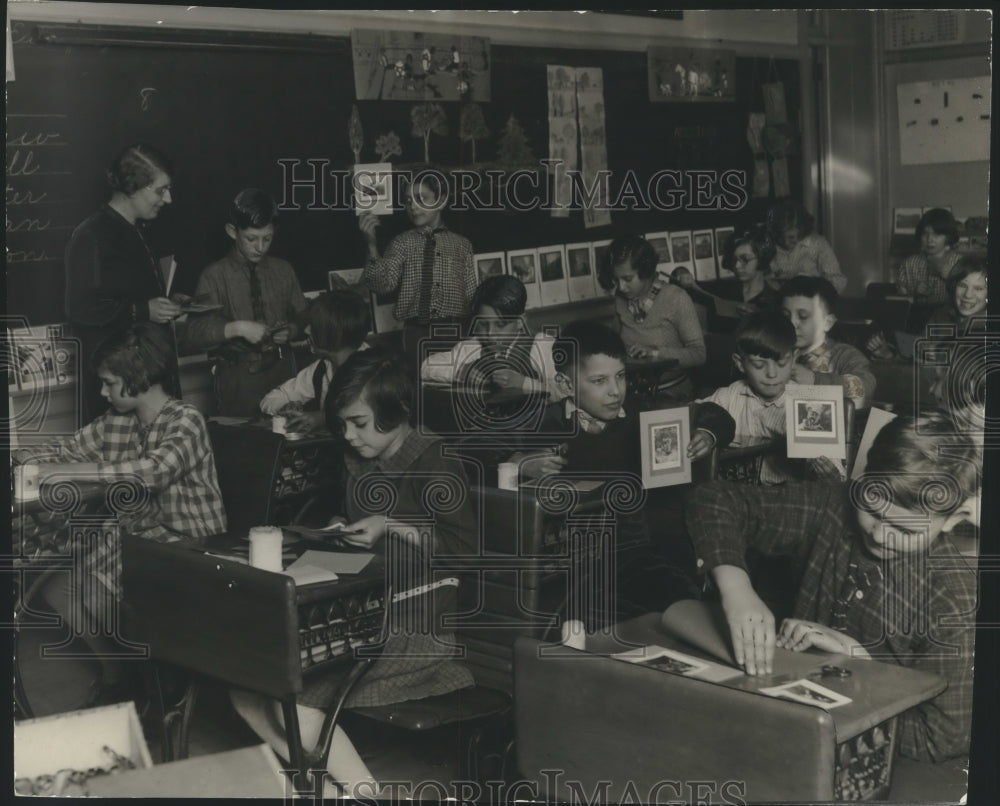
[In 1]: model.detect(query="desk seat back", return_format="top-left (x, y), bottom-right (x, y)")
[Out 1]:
top-left (513, 636), bottom-right (838, 803)
top-left (121, 535), bottom-right (301, 699)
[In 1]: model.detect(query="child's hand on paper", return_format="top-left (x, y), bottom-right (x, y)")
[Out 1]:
top-left (777, 618), bottom-right (871, 658)
top-left (713, 565), bottom-right (775, 676)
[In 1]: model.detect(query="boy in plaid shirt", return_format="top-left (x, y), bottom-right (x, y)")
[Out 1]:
top-left (13, 323), bottom-right (226, 704)
top-left (686, 412), bottom-right (980, 762)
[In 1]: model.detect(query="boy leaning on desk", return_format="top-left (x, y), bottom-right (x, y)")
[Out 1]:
top-left (685, 411), bottom-right (980, 763)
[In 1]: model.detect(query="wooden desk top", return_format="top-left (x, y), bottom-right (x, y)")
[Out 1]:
top-left (590, 611), bottom-right (946, 744)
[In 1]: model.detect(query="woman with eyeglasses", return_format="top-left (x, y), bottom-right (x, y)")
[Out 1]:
top-left (717, 224), bottom-right (781, 314)
top-left (65, 143), bottom-right (182, 421)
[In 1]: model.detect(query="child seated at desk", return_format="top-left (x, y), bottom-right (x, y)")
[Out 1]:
top-left (696, 310), bottom-right (805, 485)
top-left (508, 321), bottom-right (735, 624)
top-left (420, 273), bottom-right (559, 398)
top-left (685, 411), bottom-right (980, 763)
top-left (231, 344), bottom-right (474, 797)
top-left (599, 235), bottom-right (706, 402)
top-left (11, 323), bottom-right (227, 706)
top-left (779, 275), bottom-right (876, 411)
top-left (259, 289), bottom-right (372, 434)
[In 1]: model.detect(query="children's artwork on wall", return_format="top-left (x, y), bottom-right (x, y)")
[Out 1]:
top-left (897, 75), bottom-right (991, 164)
top-left (648, 46), bottom-right (735, 102)
top-left (692, 229), bottom-right (717, 282)
top-left (785, 384), bottom-right (847, 460)
top-left (458, 103), bottom-right (490, 165)
top-left (576, 67), bottom-right (611, 229)
top-left (714, 227), bottom-right (735, 277)
top-left (893, 207), bottom-right (923, 234)
top-left (474, 252), bottom-right (506, 285)
top-left (506, 248), bottom-right (542, 309)
top-left (668, 232), bottom-right (693, 277)
top-left (547, 65), bottom-right (579, 219)
top-left (538, 245), bottom-right (570, 307)
top-left (351, 29), bottom-right (491, 102)
top-left (566, 242), bottom-right (597, 301)
top-left (352, 163), bottom-right (394, 216)
top-left (590, 239), bottom-right (613, 297)
top-left (411, 103), bottom-right (448, 163)
top-left (645, 231), bottom-right (673, 276)
top-left (639, 407), bottom-right (692, 488)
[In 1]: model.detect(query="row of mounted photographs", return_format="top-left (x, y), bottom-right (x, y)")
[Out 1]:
top-left (329, 228), bottom-right (738, 334)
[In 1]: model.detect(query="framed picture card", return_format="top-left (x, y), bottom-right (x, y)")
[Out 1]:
top-left (537, 245), bottom-right (570, 307)
top-left (590, 239), bottom-right (613, 297)
top-left (692, 229), bottom-right (717, 282)
top-left (668, 231), bottom-right (693, 276)
top-left (474, 252), bottom-right (506, 285)
top-left (507, 248), bottom-right (542, 309)
top-left (639, 407), bottom-right (692, 488)
top-left (645, 231), bottom-right (673, 276)
top-left (714, 226), bottom-right (735, 277)
top-left (566, 242), bottom-right (597, 301)
top-left (785, 384), bottom-right (847, 460)
top-left (370, 289), bottom-right (402, 334)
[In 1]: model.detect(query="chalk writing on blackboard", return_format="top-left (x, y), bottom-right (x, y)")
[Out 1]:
top-left (141, 87), bottom-right (157, 112)
top-left (5, 113), bottom-right (74, 268)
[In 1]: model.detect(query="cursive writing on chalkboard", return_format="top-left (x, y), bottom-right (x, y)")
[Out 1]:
top-left (6, 218), bottom-right (52, 232)
top-left (7, 250), bottom-right (57, 264)
top-left (6, 187), bottom-right (49, 205)
top-left (6, 132), bottom-right (64, 147)
top-left (7, 150), bottom-right (41, 176)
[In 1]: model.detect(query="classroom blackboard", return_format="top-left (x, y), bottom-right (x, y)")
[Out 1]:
top-left (6, 20), bottom-right (800, 327)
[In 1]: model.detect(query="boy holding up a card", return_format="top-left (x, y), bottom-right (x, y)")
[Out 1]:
top-left (685, 411), bottom-right (980, 763)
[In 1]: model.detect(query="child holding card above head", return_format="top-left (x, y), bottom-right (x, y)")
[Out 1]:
top-left (231, 344), bottom-right (474, 798)
top-left (779, 276), bottom-right (876, 411)
top-left (12, 323), bottom-right (226, 706)
top-left (686, 411), bottom-right (980, 763)
top-left (420, 274), bottom-right (559, 399)
top-left (360, 169), bottom-right (476, 368)
top-left (599, 235), bottom-right (706, 402)
top-left (508, 321), bottom-right (735, 623)
top-left (259, 289), bottom-right (372, 434)
top-left (184, 188), bottom-right (307, 417)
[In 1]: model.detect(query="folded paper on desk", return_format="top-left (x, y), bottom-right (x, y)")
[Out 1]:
top-left (283, 563), bottom-right (339, 586)
top-left (660, 599), bottom-right (739, 666)
top-left (289, 549), bottom-right (374, 575)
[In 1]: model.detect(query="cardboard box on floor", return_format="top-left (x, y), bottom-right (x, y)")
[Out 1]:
top-left (15, 701), bottom-right (153, 780)
top-left (87, 744), bottom-right (288, 798)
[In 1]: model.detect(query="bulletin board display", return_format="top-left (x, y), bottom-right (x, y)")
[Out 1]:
top-left (6, 20), bottom-right (800, 327)
top-left (896, 76), bottom-right (991, 165)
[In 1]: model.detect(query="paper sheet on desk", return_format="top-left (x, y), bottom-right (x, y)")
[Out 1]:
top-left (289, 549), bottom-right (374, 575)
top-left (283, 563), bottom-right (339, 586)
top-left (660, 599), bottom-right (739, 666)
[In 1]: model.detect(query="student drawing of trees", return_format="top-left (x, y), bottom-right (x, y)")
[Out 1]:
top-left (375, 131), bottom-right (402, 163)
top-left (459, 103), bottom-right (490, 164)
top-left (497, 115), bottom-right (535, 169)
top-left (349, 105), bottom-right (364, 164)
top-left (411, 103), bottom-right (448, 163)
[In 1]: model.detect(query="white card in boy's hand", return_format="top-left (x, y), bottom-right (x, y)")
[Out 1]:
top-left (611, 645), bottom-right (710, 677)
top-left (759, 678), bottom-right (852, 709)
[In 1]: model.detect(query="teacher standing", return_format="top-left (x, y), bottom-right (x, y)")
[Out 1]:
top-left (65, 144), bottom-right (181, 422)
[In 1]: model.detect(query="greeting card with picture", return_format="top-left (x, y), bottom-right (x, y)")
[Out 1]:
top-left (692, 229), bottom-right (717, 282)
top-left (538, 245), bottom-right (570, 307)
top-left (474, 252), bottom-right (506, 285)
top-left (590, 240), bottom-right (613, 297)
top-left (668, 231), bottom-right (693, 279)
top-left (566, 242), bottom-right (597, 301)
top-left (645, 231), bottom-right (673, 276)
top-left (639, 407), bottom-right (692, 488)
top-left (714, 226), bottom-right (735, 277)
top-left (759, 678), bottom-right (852, 710)
top-left (785, 384), bottom-right (847, 460)
top-left (611, 645), bottom-right (710, 678)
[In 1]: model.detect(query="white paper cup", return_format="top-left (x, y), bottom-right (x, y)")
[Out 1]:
top-left (497, 462), bottom-right (519, 491)
top-left (14, 465), bottom-right (39, 499)
top-left (249, 526), bottom-right (283, 572)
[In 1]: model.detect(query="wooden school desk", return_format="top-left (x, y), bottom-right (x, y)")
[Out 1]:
top-left (514, 610), bottom-right (947, 803)
top-left (120, 533), bottom-right (391, 785)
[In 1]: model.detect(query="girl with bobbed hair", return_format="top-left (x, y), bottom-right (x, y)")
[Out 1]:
top-left (765, 200), bottom-right (847, 292)
top-left (717, 224), bottom-right (781, 314)
top-left (894, 207), bottom-right (962, 305)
